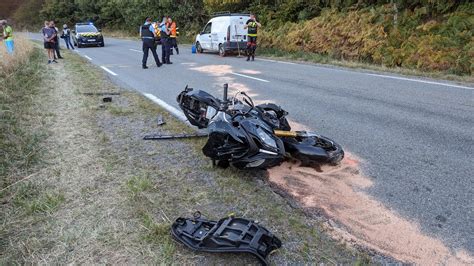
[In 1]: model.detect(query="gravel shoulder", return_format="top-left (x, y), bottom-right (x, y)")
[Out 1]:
top-left (0, 48), bottom-right (371, 264)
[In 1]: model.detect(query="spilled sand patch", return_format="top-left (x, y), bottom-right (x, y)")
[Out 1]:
top-left (267, 154), bottom-right (473, 265)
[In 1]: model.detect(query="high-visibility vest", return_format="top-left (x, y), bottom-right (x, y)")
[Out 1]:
top-left (247, 21), bottom-right (257, 37)
top-left (170, 22), bottom-right (177, 38)
top-left (152, 23), bottom-right (161, 38)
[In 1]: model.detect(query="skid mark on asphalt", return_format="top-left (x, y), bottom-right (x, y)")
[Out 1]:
top-left (267, 155), bottom-right (474, 265)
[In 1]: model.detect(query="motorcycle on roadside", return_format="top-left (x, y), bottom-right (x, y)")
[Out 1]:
top-left (177, 84), bottom-right (344, 169)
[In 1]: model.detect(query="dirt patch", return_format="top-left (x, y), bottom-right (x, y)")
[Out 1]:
top-left (267, 154), bottom-right (474, 265)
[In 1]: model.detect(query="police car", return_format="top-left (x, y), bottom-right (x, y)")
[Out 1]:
top-left (72, 22), bottom-right (105, 48)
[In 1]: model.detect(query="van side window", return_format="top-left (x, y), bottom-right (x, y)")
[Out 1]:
top-left (203, 23), bottom-right (212, 34)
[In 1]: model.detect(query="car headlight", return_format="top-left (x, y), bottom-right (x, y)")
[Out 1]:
top-left (256, 127), bottom-right (277, 149)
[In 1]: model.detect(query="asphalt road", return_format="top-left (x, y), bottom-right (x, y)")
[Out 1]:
top-left (30, 34), bottom-right (473, 254)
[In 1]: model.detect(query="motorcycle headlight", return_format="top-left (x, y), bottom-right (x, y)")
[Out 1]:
top-left (256, 127), bottom-right (277, 149)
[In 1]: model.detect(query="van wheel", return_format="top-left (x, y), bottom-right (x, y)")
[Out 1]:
top-left (219, 44), bottom-right (226, 57)
top-left (196, 42), bottom-right (203, 53)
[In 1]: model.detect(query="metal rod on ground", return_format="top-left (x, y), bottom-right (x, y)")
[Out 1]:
top-left (143, 133), bottom-right (208, 140)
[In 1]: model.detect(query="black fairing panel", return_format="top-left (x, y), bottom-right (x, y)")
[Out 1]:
top-left (171, 216), bottom-right (282, 265)
top-left (177, 88), bottom-right (221, 128)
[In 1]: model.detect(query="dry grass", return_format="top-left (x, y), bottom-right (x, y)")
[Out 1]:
top-left (0, 36), bottom-right (45, 187)
top-left (0, 36), bottom-right (34, 75)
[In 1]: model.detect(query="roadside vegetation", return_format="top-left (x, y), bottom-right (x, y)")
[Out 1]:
top-left (0, 36), bottom-right (44, 190)
top-left (0, 42), bottom-right (373, 264)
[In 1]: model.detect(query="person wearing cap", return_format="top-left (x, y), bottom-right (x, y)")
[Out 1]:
top-left (1, 20), bottom-right (14, 54)
top-left (61, 24), bottom-right (74, 50)
top-left (140, 17), bottom-right (162, 69)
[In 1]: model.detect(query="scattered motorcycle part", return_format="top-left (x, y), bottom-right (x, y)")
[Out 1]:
top-left (102, 97), bottom-right (112, 103)
top-left (157, 115), bottom-right (166, 126)
top-left (171, 214), bottom-right (282, 265)
top-left (143, 133), bottom-right (208, 140)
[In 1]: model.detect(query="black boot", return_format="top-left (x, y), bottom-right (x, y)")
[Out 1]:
top-left (251, 55), bottom-right (255, 61)
top-left (176, 48), bottom-right (179, 55)
top-left (246, 55), bottom-right (250, 61)
top-left (142, 65), bottom-right (148, 69)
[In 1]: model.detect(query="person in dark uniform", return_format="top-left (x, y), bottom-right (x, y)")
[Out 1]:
top-left (244, 14), bottom-right (261, 61)
top-left (140, 17), bottom-right (162, 69)
top-left (160, 16), bottom-right (172, 64)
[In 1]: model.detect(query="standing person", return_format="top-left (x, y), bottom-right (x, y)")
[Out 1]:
top-left (140, 17), bottom-right (162, 69)
top-left (1, 20), bottom-right (14, 54)
top-left (51, 21), bottom-right (63, 59)
top-left (160, 16), bottom-right (171, 64)
top-left (243, 13), bottom-right (261, 61)
top-left (168, 17), bottom-right (179, 55)
top-left (61, 24), bottom-right (74, 50)
top-left (43, 21), bottom-right (57, 64)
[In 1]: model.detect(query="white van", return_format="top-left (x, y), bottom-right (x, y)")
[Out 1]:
top-left (195, 13), bottom-right (250, 56)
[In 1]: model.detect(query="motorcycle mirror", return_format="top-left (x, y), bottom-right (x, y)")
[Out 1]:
top-left (223, 83), bottom-right (228, 102)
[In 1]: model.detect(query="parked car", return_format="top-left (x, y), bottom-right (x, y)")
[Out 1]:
top-left (195, 12), bottom-right (250, 57)
top-left (72, 22), bottom-right (104, 48)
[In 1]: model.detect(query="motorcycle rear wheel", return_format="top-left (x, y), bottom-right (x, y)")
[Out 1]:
top-left (283, 135), bottom-right (344, 166)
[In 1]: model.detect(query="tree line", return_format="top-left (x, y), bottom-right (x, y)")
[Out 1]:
top-left (11, 0), bottom-right (469, 33)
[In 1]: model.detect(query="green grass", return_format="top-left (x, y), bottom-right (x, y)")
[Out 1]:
top-left (126, 174), bottom-right (153, 197)
top-left (12, 182), bottom-right (65, 215)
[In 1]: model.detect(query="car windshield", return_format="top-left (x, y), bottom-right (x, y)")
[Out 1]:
top-left (76, 25), bottom-right (98, 33)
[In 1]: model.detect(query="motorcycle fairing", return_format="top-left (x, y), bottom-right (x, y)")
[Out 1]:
top-left (203, 114), bottom-right (285, 169)
top-left (177, 88), bottom-right (221, 128)
top-left (171, 216), bottom-right (282, 265)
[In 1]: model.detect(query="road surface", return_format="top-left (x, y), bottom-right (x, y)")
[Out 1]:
top-left (30, 34), bottom-right (473, 255)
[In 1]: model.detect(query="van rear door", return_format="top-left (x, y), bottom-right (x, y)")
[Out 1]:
top-left (230, 16), bottom-right (249, 42)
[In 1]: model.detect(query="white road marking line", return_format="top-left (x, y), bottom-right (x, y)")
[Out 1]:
top-left (100, 66), bottom-right (118, 76)
top-left (231, 72), bottom-right (270, 83)
top-left (367, 73), bottom-right (473, 90)
top-left (84, 55), bottom-right (92, 61)
top-left (129, 49), bottom-right (142, 53)
top-left (259, 58), bottom-right (296, 65)
top-left (142, 93), bottom-right (188, 122)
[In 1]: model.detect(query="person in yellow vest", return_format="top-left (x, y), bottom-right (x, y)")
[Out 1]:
top-left (168, 17), bottom-right (179, 55)
top-left (1, 20), bottom-right (14, 54)
top-left (243, 14), bottom-right (261, 61)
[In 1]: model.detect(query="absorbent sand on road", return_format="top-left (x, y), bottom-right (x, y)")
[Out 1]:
top-left (268, 155), bottom-right (474, 265)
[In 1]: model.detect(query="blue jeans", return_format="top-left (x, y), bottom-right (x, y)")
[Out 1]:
top-left (63, 35), bottom-right (74, 49)
top-left (5, 40), bottom-right (14, 54)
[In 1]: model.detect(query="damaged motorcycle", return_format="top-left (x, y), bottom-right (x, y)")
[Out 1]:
top-left (177, 84), bottom-right (344, 169)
